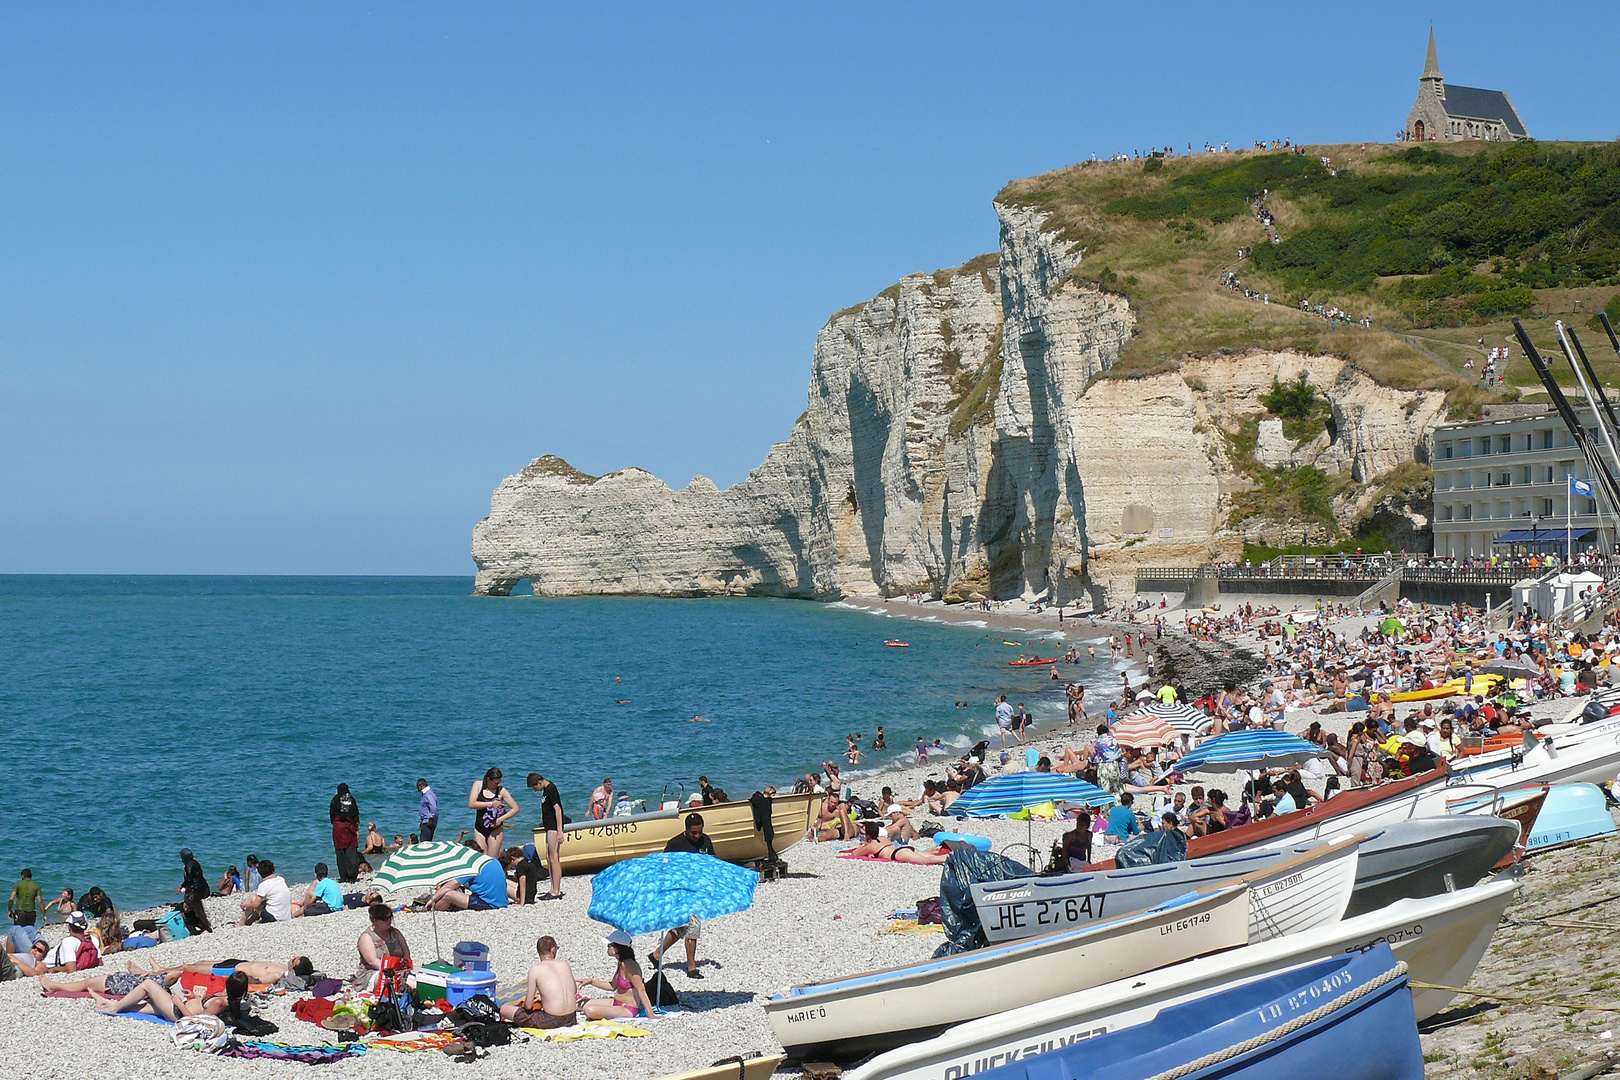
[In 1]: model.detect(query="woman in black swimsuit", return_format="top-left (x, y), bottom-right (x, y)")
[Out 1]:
top-left (468, 768), bottom-right (521, 859)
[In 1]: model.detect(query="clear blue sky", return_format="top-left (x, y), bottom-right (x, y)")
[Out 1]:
top-left (3, 3), bottom-right (1616, 574)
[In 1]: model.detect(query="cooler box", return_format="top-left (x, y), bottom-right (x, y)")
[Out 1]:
top-left (445, 970), bottom-right (497, 1007)
top-left (414, 961), bottom-right (463, 1004)
top-left (453, 941), bottom-right (491, 972)
top-left (933, 832), bottom-right (991, 851)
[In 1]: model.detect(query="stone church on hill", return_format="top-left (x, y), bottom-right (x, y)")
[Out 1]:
top-left (1404, 30), bottom-right (1529, 143)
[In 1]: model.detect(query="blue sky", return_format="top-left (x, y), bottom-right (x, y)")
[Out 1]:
top-left (3, 3), bottom-right (1617, 574)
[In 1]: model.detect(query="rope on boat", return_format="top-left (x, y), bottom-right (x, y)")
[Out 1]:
top-left (1142, 962), bottom-right (1408, 1080)
top-left (1411, 981), bottom-right (1620, 1013)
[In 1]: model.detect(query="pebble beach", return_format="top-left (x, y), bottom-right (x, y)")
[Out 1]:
top-left (5, 591), bottom-right (1615, 1079)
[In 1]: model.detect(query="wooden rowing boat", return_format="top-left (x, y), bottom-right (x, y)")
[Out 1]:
top-left (657, 1053), bottom-right (785, 1080)
top-left (973, 835), bottom-right (1360, 945)
top-left (844, 878), bottom-right (1519, 1080)
top-left (765, 883), bottom-right (1252, 1062)
top-left (534, 792), bottom-right (819, 875)
top-left (1085, 765), bottom-right (1450, 870)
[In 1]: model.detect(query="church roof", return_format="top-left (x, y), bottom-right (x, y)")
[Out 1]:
top-left (1439, 84), bottom-right (1528, 136)
top-left (1423, 29), bottom-right (1442, 80)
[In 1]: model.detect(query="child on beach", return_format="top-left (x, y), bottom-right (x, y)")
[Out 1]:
top-left (915, 738), bottom-right (929, 765)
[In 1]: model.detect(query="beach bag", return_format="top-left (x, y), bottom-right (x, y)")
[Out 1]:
top-left (172, 1015), bottom-right (229, 1052)
top-left (644, 968), bottom-right (682, 1008)
top-left (158, 910), bottom-right (189, 942)
top-left (449, 994), bottom-right (502, 1026)
top-left (915, 897), bottom-right (943, 925)
top-left (73, 937), bottom-right (101, 970)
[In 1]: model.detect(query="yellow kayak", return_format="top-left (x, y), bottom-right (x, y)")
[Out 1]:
top-left (1385, 673), bottom-right (1503, 703)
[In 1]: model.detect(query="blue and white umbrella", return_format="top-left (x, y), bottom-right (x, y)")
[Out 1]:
top-left (1171, 730), bottom-right (1324, 774)
top-left (587, 852), bottom-right (759, 937)
top-left (949, 772), bottom-right (1114, 818)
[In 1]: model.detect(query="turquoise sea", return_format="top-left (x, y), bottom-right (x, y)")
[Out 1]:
top-left (0, 576), bottom-right (1123, 908)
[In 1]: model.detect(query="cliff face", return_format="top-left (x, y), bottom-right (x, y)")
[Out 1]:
top-left (473, 204), bottom-right (1439, 604)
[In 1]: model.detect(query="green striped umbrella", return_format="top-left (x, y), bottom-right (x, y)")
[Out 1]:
top-left (371, 841), bottom-right (495, 961)
top-left (372, 841), bottom-right (494, 897)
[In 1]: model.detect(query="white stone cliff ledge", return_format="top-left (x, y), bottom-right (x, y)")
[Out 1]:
top-left (472, 204), bottom-right (1439, 604)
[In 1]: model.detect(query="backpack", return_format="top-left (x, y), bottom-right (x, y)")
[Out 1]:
top-left (74, 937), bottom-right (101, 971)
top-left (644, 970), bottom-right (682, 1008)
top-left (158, 910), bottom-right (190, 942)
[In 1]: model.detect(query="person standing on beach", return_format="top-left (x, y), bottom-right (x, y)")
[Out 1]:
top-left (9, 869), bottom-right (45, 928)
top-left (527, 773), bottom-right (566, 901)
top-left (995, 695), bottom-right (1018, 748)
top-left (176, 849), bottom-right (209, 907)
top-left (330, 784), bottom-right (361, 883)
top-left (469, 768), bottom-right (521, 859)
top-left (915, 737), bottom-right (929, 765)
top-left (417, 778), bottom-right (438, 842)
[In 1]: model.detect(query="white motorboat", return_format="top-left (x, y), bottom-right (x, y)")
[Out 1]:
top-left (845, 876), bottom-right (1519, 1080)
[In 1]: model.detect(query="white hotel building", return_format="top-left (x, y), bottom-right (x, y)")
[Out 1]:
top-left (1429, 406), bottom-right (1614, 558)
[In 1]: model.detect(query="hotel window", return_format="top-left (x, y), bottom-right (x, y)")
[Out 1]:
top-left (1499, 435), bottom-right (1512, 453)
top-left (1523, 467), bottom-right (1533, 484)
top-left (1461, 506), bottom-right (1473, 520)
top-left (1442, 505), bottom-right (1454, 521)
top-left (1480, 438), bottom-right (1492, 455)
top-left (1499, 473), bottom-right (1511, 486)
top-left (1442, 442), bottom-right (1453, 459)
top-left (1544, 498), bottom-right (1555, 517)
top-left (1543, 430), bottom-right (1555, 449)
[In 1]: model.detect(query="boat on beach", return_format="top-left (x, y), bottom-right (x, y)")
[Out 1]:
top-left (535, 791), bottom-right (819, 875)
top-left (1340, 814), bottom-right (1521, 916)
top-left (765, 883), bottom-right (1253, 1062)
top-left (658, 1054), bottom-right (787, 1080)
top-left (844, 877), bottom-right (1520, 1080)
top-left (1523, 782), bottom-right (1618, 852)
top-left (940, 944), bottom-right (1424, 1080)
top-left (973, 834), bottom-right (1361, 945)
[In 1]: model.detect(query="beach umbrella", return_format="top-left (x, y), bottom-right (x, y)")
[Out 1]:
top-left (1133, 700), bottom-right (1213, 738)
top-left (1381, 616), bottom-right (1405, 636)
top-left (1110, 711), bottom-right (1178, 749)
top-left (1171, 730), bottom-right (1324, 774)
top-left (1482, 658), bottom-right (1541, 680)
top-left (948, 772), bottom-right (1114, 818)
top-left (372, 841), bottom-right (496, 960)
top-left (587, 851), bottom-right (759, 938)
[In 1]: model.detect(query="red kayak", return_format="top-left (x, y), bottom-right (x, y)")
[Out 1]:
top-left (884, 641), bottom-right (910, 648)
top-left (1008, 658), bottom-right (1059, 667)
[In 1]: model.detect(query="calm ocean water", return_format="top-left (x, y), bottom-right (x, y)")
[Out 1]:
top-left (0, 576), bottom-right (1122, 908)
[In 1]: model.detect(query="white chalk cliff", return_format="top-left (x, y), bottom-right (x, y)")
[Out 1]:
top-left (473, 204), bottom-right (1442, 603)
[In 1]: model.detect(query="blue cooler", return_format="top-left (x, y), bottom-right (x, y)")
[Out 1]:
top-left (453, 941), bottom-right (491, 972)
top-left (445, 970), bottom-right (497, 1007)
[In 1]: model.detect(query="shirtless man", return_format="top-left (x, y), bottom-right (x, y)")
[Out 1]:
top-left (126, 955), bottom-right (314, 984)
top-left (501, 935), bottom-right (578, 1029)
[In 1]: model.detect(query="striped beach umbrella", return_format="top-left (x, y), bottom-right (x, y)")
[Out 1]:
top-left (1110, 711), bottom-right (1178, 749)
top-left (949, 772), bottom-right (1114, 818)
top-left (1132, 700), bottom-right (1213, 738)
top-left (1171, 730), bottom-right (1324, 774)
top-left (372, 841), bottom-right (494, 897)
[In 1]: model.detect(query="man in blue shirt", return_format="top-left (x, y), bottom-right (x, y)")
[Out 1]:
top-left (1105, 792), bottom-right (1141, 842)
top-left (417, 778), bottom-right (439, 843)
top-left (294, 863), bottom-right (344, 917)
top-left (431, 859), bottom-right (510, 911)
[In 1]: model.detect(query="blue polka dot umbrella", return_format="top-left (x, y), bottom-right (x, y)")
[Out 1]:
top-left (587, 851), bottom-right (759, 938)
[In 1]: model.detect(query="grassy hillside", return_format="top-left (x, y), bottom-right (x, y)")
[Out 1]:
top-left (997, 141), bottom-right (1620, 415)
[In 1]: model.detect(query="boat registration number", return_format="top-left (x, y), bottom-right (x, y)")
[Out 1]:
top-left (1252, 871), bottom-right (1304, 900)
top-left (988, 894), bottom-right (1108, 933)
top-left (1352, 923), bottom-right (1423, 950)
top-left (566, 822), bottom-right (639, 842)
top-left (1160, 912), bottom-right (1211, 936)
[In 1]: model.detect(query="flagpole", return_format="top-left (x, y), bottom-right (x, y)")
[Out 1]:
top-left (1569, 472), bottom-right (1574, 565)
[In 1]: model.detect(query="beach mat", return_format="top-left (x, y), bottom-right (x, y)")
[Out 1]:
top-left (521, 1019), bottom-right (651, 1041)
top-left (43, 990), bottom-right (94, 998)
top-left (112, 1012), bottom-right (174, 1025)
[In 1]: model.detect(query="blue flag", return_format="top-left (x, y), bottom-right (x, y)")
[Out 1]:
top-left (1572, 477), bottom-right (1595, 498)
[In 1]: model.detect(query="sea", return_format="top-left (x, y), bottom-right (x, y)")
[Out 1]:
top-left (0, 576), bottom-right (1130, 908)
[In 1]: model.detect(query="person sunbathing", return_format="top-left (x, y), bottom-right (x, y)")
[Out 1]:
top-left (813, 793), bottom-right (855, 841)
top-left (8, 939), bottom-right (50, 977)
top-left (126, 955), bottom-right (314, 984)
top-left (848, 822), bottom-right (949, 864)
top-left (41, 968), bottom-right (181, 997)
top-left (93, 969), bottom-right (247, 1021)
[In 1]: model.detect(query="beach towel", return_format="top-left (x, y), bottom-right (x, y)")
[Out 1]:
top-left (365, 1031), bottom-right (460, 1053)
top-left (878, 918), bottom-right (942, 936)
top-left (835, 850), bottom-right (898, 863)
top-left (220, 1040), bottom-right (367, 1063)
top-left (112, 1011), bottom-right (174, 1025)
top-left (43, 990), bottom-right (94, 998)
top-left (521, 1019), bottom-right (651, 1041)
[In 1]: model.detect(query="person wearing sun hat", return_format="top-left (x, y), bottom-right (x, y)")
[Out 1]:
top-left (580, 929), bottom-right (658, 1020)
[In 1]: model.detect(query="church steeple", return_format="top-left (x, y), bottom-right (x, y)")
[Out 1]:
top-left (1422, 28), bottom-right (1443, 85)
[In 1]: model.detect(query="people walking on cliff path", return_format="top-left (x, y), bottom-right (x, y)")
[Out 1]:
top-left (417, 778), bottom-right (438, 842)
top-left (330, 784), bottom-right (361, 883)
top-left (469, 768), bottom-right (521, 860)
top-left (527, 772), bottom-right (566, 901)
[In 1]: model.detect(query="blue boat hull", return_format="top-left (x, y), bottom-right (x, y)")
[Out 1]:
top-left (1527, 783), bottom-right (1618, 851)
top-left (966, 944), bottom-right (1423, 1080)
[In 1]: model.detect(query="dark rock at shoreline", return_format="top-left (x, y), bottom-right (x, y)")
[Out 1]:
top-left (1153, 632), bottom-right (1265, 701)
